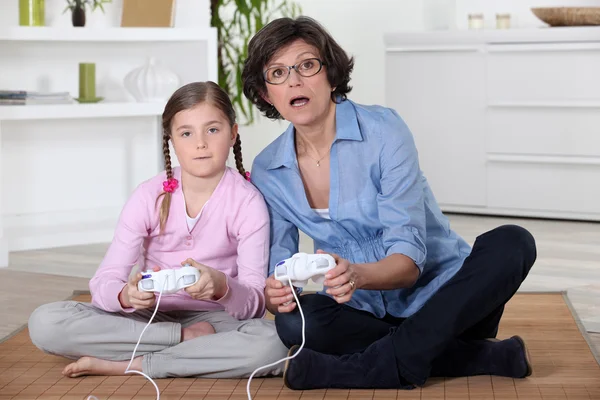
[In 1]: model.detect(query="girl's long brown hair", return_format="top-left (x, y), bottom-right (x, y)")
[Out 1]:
top-left (157, 81), bottom-right (246, 233)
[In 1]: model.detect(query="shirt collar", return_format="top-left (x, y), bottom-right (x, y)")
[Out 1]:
top-left (267, 99), bottom-right (363, 170)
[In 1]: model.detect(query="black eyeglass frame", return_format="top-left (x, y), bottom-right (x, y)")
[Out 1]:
top-left (263, 58), bottom-right (326, 85)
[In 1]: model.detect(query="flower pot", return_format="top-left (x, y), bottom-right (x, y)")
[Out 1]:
top-left (72, 5), bottom-right (86, 27)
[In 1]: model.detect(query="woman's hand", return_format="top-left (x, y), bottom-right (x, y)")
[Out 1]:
top-left (320, 250), bottom-right (359, 304)
top-left (119, 266), bottom-right (160, 310)
top-left (265, 274), bottom-right (297, 314)
top-left (182, 258), bottom-right (228, 301)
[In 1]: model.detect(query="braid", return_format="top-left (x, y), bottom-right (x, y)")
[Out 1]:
top-left (157, 133), bottom-right (173, 234)
top-left (163, 133), bottom-right (173, 179)
top-left (233, 134), bottom-right (246, 179)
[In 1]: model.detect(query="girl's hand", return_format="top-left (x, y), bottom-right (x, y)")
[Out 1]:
top-left (182, 258), bottom-right (228, 301)
top-left (119, 266), bottom-right (160, 310)
top-left (320, 250), bottom-right (359, 304)
top-left (265, 274), bottom-right (297, 314)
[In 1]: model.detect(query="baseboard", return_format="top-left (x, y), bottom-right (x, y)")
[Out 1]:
top-left (2, 207), bottom-right (119, 252)
top-left (440, 205), bottom-right (600, 223)
top-left (582, 317), bottom-right (600, 334)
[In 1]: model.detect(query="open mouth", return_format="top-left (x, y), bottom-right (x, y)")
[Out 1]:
top-left (290, 96), bottom-right (309, 107)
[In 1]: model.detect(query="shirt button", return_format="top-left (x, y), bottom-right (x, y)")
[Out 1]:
top-left (186, 236), bottom-right (192, 240)
top-left (186, 242), bottom-right (192, 246)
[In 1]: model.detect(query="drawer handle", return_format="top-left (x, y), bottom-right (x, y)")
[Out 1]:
top-left (488, 154), bottom-right (600, 166)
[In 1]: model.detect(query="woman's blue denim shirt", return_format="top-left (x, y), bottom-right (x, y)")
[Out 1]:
top-left (251, 99), bottom-right (472, 318)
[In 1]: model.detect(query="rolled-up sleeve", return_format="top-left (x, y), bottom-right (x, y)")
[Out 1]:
top-left (376, 109), bottom-right (427, 272)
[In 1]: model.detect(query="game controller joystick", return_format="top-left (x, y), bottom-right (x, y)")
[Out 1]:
top-left (138, 264), bottom-right (200, 295)
top-left (274, 252), bottom-right (336, 288)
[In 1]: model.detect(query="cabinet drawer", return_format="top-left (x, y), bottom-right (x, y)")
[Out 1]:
top-left (487, 161), bottom-right (600, 215)
top-left (486, 44), bottom-right (600, 103)
top-left (486, 107), bottom-right (600, 157)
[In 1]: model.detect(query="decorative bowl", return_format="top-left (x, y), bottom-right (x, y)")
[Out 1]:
top-left (531, 7), bottom-right (600, 27)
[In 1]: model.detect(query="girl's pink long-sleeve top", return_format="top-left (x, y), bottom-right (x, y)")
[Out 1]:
top-left (89, 166), bottom-right (270, 320)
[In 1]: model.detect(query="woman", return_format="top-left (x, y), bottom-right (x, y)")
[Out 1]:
top-left (241, 16), bottom-right (536, 390)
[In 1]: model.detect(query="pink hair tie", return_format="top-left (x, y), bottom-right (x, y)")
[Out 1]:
top-left (245, 171), bottom-right (251, 182)
top-left (162, 178), bottom-right (179, 193)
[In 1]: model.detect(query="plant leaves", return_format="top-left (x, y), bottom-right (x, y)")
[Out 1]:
top-left (213, 0), bottom-right (302, 125)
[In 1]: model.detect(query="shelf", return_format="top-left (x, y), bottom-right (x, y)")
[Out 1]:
top-left (0, 26), bottom-right (216, 42)
top-left (384, 26), bottom-right (600, 47)
top-left (0, 102), bottom-right (166, 121)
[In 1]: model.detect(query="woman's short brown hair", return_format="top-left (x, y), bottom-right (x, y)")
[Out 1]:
top-left (242, 16), bottom-right (354, 120)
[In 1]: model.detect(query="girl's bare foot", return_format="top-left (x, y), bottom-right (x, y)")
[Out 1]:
top-left (62, 356), bottom-right (143, 378)
top-left (182, 321), bottom-right (215, 342)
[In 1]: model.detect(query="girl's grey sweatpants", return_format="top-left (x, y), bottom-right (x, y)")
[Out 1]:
top-left (28, 300), bottom-right (289, 379)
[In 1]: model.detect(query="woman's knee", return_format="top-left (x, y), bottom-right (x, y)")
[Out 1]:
top-left (274, 294), bottom-right (338, 349)
top-left (496, 224), bottom-right (536, 264)
top-left (477, 224), bottom-right (537, 274)
top-left (28, 301), bottom-right (78, 355)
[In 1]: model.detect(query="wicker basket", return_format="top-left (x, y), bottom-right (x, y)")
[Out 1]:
top-left (531, 7), bottom-right (600, 26)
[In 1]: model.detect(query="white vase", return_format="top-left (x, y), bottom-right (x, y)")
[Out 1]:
top-left (124, 57), bottom-right (180, 103)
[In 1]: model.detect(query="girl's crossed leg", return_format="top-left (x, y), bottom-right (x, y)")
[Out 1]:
top-left (28, 300), bottom-right (288, 379)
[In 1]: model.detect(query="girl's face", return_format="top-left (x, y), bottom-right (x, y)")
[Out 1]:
top-left (170, 103), bottom-right (237, 180)
top-left (262, 39), bottom-right (334, 128)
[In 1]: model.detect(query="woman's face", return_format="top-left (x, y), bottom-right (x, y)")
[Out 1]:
top-left (262, 39), bottom-right (334, 127)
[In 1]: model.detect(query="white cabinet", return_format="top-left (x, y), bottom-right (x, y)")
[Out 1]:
top-left (384, 27), bottom-right (600, 222)
top-left (384, 46), bottom-right (487, 207)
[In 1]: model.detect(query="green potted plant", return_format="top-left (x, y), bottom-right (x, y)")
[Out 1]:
top-left (64, 0), bottom-right (112, 27)
top-left (211, 0), bottom-right (301, 125)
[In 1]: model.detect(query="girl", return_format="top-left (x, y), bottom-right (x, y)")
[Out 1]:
top-left (28, 81), bottom-right (288, 380)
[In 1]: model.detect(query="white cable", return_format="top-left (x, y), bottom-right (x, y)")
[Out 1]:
top-left (246, 277), bottom-right (304, 400)
top-left (87, 280), bottom-right (166, 400)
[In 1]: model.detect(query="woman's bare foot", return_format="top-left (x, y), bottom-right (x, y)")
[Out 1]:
top-left (62, 356), bottom-right (143, 378)
top-left (181, 321), bottom-right (215, 342)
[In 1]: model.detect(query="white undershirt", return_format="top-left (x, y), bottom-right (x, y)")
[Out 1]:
top-left (314, 208), bottom-right (331, 220)
top-left (184, 196), bottom-right (207, 231)
top-left (186, 212), bottom-right (201, 231)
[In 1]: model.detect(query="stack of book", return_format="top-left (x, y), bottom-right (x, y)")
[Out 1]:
top-left (0, 91), bottom-right (74, 106)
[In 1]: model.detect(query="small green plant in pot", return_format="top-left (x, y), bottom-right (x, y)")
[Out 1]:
top-left (64, 0), bottom-right (112, 27)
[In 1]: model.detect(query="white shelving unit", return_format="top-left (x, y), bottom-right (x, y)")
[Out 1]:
top-left (0, 26), bottom-right (215, 42)
top-left (0, 23), bottom-right (218, 267)
top-left (0, 102), bottom-right (167, 121)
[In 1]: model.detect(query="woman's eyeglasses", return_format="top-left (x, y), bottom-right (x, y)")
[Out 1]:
top-left (263, 58), bottom-right (325, 85)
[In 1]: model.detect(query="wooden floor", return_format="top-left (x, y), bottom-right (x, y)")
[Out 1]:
top-left (1, 292), bottom-right (599, 399)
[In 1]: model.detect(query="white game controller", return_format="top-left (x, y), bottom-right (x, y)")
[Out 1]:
top-left (274, 252), bottom-right (336, 288)
top-left (138, 265), bottom-right (200, 295)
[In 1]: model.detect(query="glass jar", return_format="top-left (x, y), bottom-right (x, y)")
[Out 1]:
top-left (468, 13), bottom-right (484, 30)
top-left (496, 13), bottom-right (511, 29)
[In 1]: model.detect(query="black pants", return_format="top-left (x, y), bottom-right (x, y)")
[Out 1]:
top-left (275, 224), bottom-right (536, 383)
